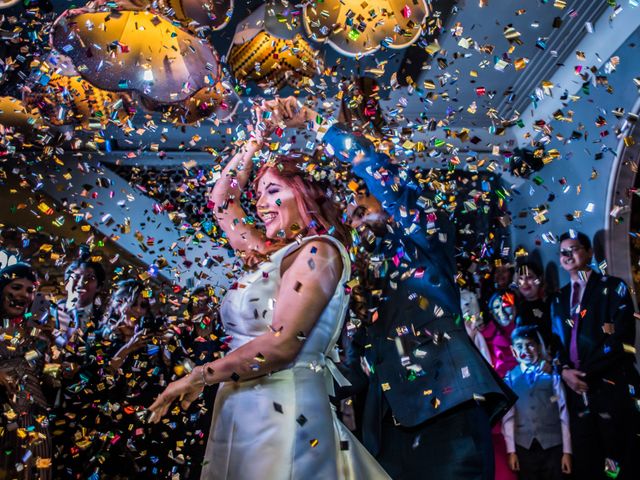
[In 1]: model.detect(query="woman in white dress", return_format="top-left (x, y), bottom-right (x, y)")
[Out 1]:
top-left (149, 101), bottom-right (390, 479)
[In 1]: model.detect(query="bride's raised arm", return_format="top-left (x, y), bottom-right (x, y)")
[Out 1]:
top-left (208, 133), bottom-right (267, 256)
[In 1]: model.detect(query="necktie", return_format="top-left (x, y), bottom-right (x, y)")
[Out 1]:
top-left (525, 367), bottom-right (537, 386)
top-left (569, 282), bottom-right (581, 368)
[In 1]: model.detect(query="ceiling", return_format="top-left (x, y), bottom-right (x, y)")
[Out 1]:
top-left (0, 0), bottom-right (620, 156)
top-left (31, 0), bottom-right (613, 159)
top-left (389, 0), bottom-right (610, 127)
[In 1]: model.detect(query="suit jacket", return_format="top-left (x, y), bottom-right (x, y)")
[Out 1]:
top-left (324, 125), bottom-right (516, 455)
top-left (551, 272), bottom-right (639, 387)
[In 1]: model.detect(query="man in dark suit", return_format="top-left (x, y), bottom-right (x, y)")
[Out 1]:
top-left (317, 122), bottom-right (515, 479)
top-left (551, 230), bottom-right (640, 480)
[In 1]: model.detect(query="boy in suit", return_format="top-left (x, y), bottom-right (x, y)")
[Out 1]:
top-left (502, 326), bottom-right (572, 480)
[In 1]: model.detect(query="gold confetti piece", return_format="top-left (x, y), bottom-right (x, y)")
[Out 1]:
top-left (37, 202), bottom-right (54, 215)
top-left (514, 58), bottom-right (528, 71)
top-left (533, 211), bottom-right (548, 224)
top-left (418, 296), bottom-right (429, 310)
top-left (425, 42), bottom-right (440, 55)
top-left (36, 458), bottom-right (52, 468)
top-left (347, 180), bottom-right (360, 192)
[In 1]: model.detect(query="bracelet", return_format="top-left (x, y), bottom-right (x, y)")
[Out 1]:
top-left (199, 365), bottom-right (214, 387)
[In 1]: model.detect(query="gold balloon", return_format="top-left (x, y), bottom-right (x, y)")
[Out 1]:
top-left (165, 0), bottom-right (234, 30)
top-left (0, 97), bottom-right (46, 148)
top-left (0, 96), bottom-right (44, 132)
top-left (142, 81), bottom-right (239, 125)
top-left (24, 75), bottom-right (131, 129)
top-left (228, 31), bottom-right (319, 90)
top-left (51, 8), bottom-right (220, 103)
top-left (303, 0), bottom-right (429, 57)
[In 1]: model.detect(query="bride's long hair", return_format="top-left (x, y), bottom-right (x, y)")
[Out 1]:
top-left (242, 155), bottom-right (351, 267)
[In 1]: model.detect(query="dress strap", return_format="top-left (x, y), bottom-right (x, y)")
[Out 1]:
top-left (271, 235), bottom-right (350, 269)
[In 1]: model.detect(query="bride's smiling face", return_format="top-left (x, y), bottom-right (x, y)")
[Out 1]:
top-left (256, 170), bottom-right (305, 240)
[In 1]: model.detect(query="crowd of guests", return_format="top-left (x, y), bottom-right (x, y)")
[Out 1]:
top-left (0, 249), bottom-right (227, 479)
top-left (2, 231), bottom-right (638, 479)
top-left (460, 231), bottom-right (639, 480)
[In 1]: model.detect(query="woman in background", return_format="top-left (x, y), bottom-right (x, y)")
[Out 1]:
top-left (57, 251), bottom-right (106, 342)
top-left (0, 263), bottom-right (52, 480)
top-left (479, 263), bottom-right (519, 480)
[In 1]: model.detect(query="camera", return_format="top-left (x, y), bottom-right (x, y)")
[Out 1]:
top-left (138, 315), bottom-right (164, 332)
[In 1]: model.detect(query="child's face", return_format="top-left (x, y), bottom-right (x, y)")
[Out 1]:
top-left (517, 273), bottom-right (541, 301)
top-left (511, 338), bottom-right (540, 367)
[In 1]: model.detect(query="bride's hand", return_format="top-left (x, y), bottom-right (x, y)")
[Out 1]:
top-left (253, 99), bottom-right (283, 137)
top-left (277, 96), bottom-right (311, 128)
top-left (148, 369), bottom-right (204, 423)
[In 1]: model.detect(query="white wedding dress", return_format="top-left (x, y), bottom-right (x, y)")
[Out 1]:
top-left (201, 235), bottom-right (390, 479)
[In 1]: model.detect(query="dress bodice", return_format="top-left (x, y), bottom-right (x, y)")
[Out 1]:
top-left (220, 235), bottom-right (351, 367)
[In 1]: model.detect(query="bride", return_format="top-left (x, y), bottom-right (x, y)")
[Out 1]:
top-left (148, 100), bottom-right (390, 479)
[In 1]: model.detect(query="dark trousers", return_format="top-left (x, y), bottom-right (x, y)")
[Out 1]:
top-left (377, 402), bottom-right (494, 480)
top-left (567, 384), bottom-right (640, 480)
top-left (515, 441), bottom-right (563, 480)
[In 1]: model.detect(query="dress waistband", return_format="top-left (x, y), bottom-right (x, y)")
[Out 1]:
top-left (292, 349), bottom-right (351, 396)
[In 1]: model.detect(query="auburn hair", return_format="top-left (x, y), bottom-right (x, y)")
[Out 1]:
top-left (244, 156), bottom-right (351, 264)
